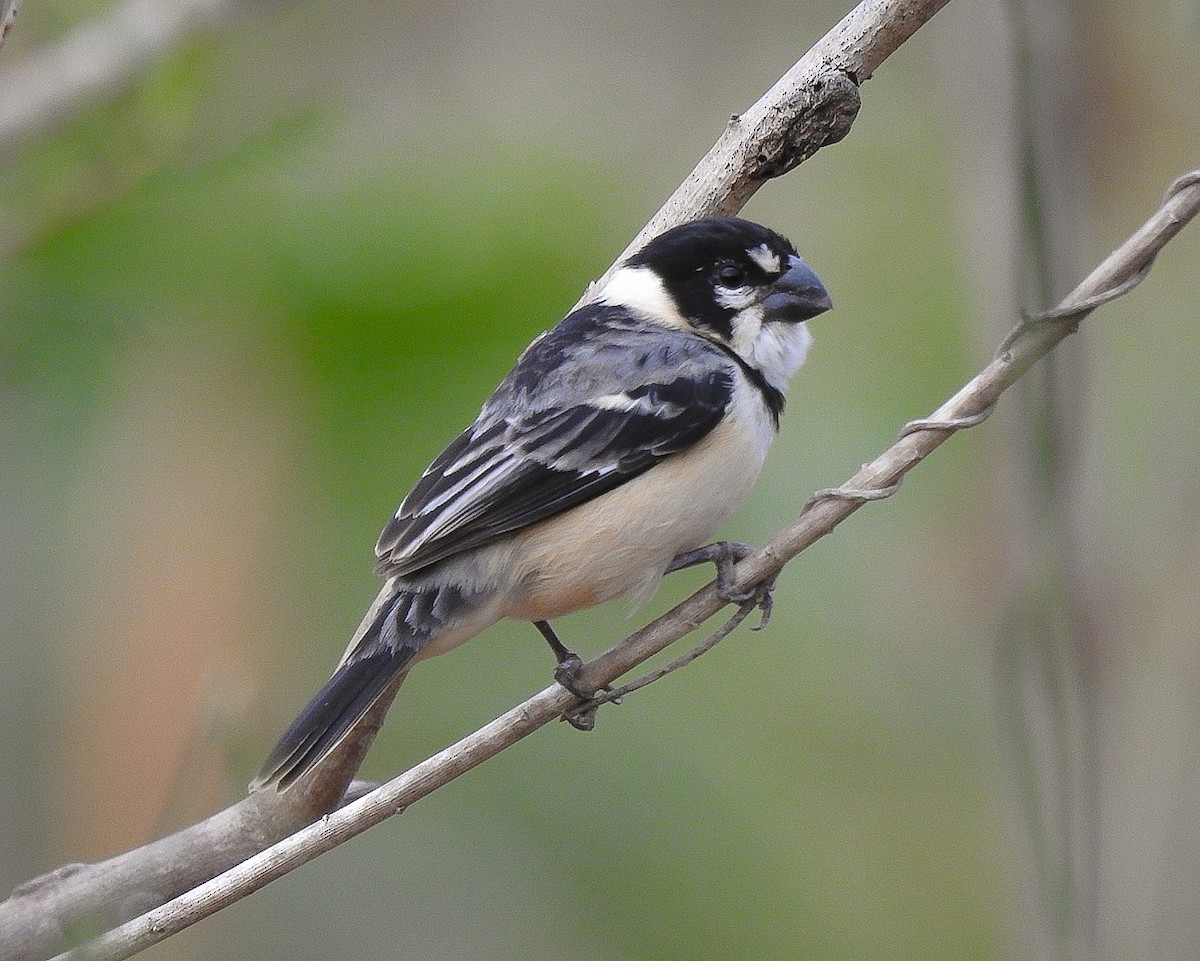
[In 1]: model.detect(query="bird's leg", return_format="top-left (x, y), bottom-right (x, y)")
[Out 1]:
top-left (666, 541), bottom-right (775, 627)
top-left (535, 619), bottom-right (616, 731)
top-left (535, 619), bottom-right (584, 691)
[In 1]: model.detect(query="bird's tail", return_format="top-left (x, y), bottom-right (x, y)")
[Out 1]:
top-left (249, 648), bottom-right (413, 792)
top-left (250, 581), bottom-right (454, 792)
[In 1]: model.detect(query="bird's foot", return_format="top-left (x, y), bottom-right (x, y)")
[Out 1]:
top-left (666, 541), bottom-right (775, 628)
top-left (537, 620), bottom-right (618, 730)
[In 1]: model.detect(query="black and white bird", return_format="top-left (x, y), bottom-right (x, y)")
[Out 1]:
top-left (252, 217), bottom-right (831, 791)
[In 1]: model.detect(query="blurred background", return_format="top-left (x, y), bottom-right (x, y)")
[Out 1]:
top-left (2, 0), bottom-right (1199, 958)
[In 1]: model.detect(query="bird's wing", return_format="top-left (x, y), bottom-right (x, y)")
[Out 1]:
top-left (375, 307), bottom-right (734, 577)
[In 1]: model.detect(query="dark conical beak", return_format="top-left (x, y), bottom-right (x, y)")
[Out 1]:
top-left (761, 255), bottom-right (832, 322)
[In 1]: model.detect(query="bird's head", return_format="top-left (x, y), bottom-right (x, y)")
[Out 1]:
top-left (600, 217), bottom-right (832, 391)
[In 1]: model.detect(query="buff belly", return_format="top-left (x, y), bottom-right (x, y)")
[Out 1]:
top-left (502, 397), bottom-right (774, 621)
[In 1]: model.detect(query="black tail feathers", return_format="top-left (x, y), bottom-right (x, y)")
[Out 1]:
top-left (250, 648), bottom-right (414, 792)
top-left (251, 582), bottom-right (476, 792)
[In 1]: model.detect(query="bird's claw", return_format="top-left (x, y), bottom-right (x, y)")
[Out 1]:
top-left (553, 654), bottom-right (588, 699)
top-left (562, 701), bottom-right (599, 731)
top-left (668, 541), bottom-right (776, 629)
top-left (743, 576), bottom-right (776, 631)
top-left (554, 654), bottom-right (619, 730)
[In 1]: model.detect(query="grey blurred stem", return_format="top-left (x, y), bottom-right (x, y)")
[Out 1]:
top-left (1004, 0), bottom-right (1098, 956)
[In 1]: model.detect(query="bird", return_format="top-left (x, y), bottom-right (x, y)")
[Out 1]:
top-left (251, 216), bottom-right (831, 792)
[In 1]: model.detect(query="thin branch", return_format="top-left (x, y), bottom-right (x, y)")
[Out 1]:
top-left (0, 0), bottom-right (17, 51)
top-left (50, 170), bottom-right (1200, 961)
top-left (0, 0), bottom-right (242, 153)
top-left (564, 592), bottom-right (765, 728)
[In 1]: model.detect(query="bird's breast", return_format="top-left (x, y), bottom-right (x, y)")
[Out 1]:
top-left (502, 380), bottom-right (777, 621)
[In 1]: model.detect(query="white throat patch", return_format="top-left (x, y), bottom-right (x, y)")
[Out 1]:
top-left (753, 320), bottom-right (812, 391)
top-left (730, 307), bottom-right (813, 392)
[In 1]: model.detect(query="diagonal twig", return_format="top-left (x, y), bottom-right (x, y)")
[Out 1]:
top-left (0, 0), bottom-right (243, 152)
top-left (0, 0), bottom-right (17, 51)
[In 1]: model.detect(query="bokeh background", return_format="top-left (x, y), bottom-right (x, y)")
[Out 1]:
top-left (2, 0), bottom-right (1199, 958)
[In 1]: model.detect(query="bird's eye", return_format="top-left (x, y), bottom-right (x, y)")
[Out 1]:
top-left (715, 263), bottom-right (745, 287)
